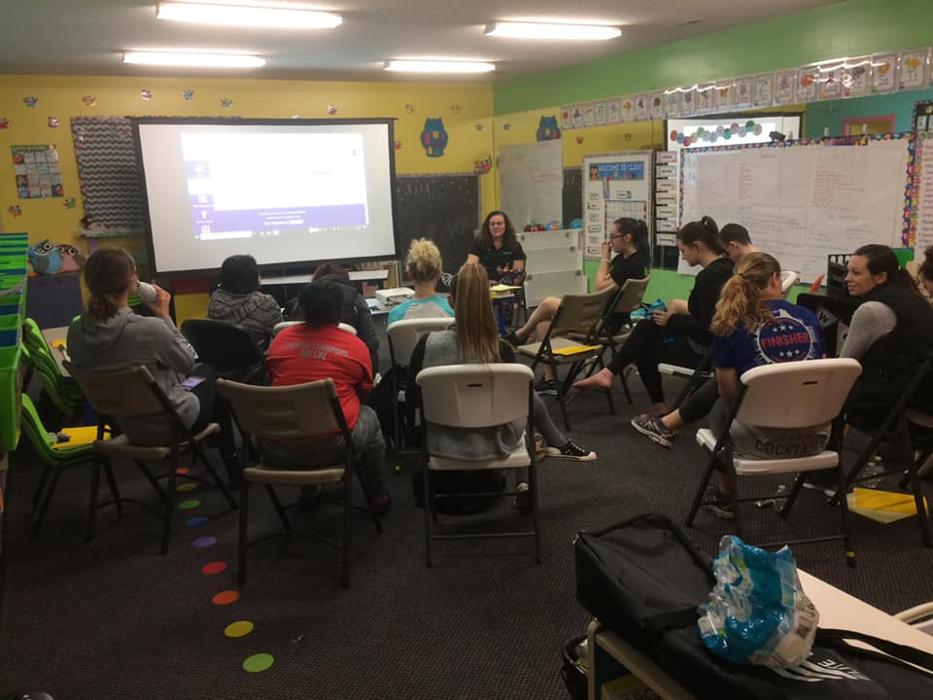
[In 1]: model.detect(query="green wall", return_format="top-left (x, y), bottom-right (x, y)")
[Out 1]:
top-left (494, 0), bottom-right (933, 114)
top-left (804, 87), bottom-right (933, 137)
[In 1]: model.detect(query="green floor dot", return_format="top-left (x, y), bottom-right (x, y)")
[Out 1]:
top-left (177, 499), bottom-right (200, 510)
top-left (243, 653), bottom-right (274, 673)
top-left (177, 482), bottom-right (197, 492)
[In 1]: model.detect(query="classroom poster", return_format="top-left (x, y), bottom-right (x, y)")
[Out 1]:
top-left (713, 82), bottom-right (734, 112)
top-left (871, 54), bottom-right (897, 93)
top-left (734, 77), bottom-right (753, 108)
top-left (649, 93), bottom-right (665, 120)
top-left (633, 95), bottom-right (649, 121)
top-left (752, 74), bottom-right (774, 106)
top-left (795, 69), bottom-right (819, 102)
top-left (11, 144), bottom-right (63, 199)
top-left (620, 97), bottom-right (635, 122)
top-left (607, 100), bottom-right (621, 124)
top-left (840, 61), bottom-right (871, 98)
top-left (595, 102), bottom-right (608, 126)
top-left (696, 85), bottom-right (715, 114)
top-left (680, 87), bottom-right (696, 116)
top-left (911, 132), bottom-right (933, 253)
top-left (819, 66), bottom-right (844, 101)
top-left (899, 49), bottom-right (929, 91)
top-left (774, 70), bottom-right (797, 105)
top-left (582, 152), bottom-right (652, 260)
top-left (663, 91), bottom-right (682, 119)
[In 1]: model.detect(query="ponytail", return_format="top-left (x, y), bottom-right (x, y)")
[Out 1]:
top-left (83, 248), bottom-right (136, 320)
top-left (677, 216), bottom-right (726, 256)
top-left (614, 217), bottom-right (649, 254)
top-left (711, 252), bottom-right (781, 336)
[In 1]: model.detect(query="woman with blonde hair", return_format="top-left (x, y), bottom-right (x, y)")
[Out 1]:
top-left (699, 252), bottom-right (826, 519)
top-left (409, 262), bottom-right (595, 463)
top-left (388, 238), bottom-right (454, 323)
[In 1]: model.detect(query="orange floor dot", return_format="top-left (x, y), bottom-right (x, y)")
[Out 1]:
top-left (176, 467), bottom-right (190, 475)
top-left (212, 590), bottom-right (240, 606)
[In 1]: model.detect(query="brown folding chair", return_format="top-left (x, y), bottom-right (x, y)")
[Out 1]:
top-left (216, 378), bottom-right (384, 589)
top-left (64, 362), bottom-right (236, 554)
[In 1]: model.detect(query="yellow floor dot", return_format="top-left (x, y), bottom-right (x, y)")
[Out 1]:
top-left (225, 620), bottom-right (254, 638)
top-left (177, 482), bottom-right (197, 492)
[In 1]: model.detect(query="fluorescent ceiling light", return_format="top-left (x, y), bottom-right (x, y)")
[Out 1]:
top-left (157, 2), bottom-right (342, 29)
top-left (384, 60), bottom-right (495, 74)
top-left (485, 21), bottom-right (621, 41)
top-left (123, 51), bottom-right (266, 68)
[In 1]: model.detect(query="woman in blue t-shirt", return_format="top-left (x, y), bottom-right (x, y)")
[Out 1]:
top-left (702, 252), bottom-right (827, 519)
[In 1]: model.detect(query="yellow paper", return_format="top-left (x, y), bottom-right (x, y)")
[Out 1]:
top-left (51, 426), bottom-right (106, 450)
top-left (847, 487), bottom-right (927, 524)
top-left (552, 344), bottom-right (602, 356)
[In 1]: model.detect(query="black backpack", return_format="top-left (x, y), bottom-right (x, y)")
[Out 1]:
top-left (574, 513), bottom-right (933, 699)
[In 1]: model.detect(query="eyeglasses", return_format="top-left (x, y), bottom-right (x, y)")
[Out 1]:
top-left (489, 221), bottom-right (506, 227)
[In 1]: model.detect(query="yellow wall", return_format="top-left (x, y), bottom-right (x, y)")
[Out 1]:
top-left (0, 74), bottom-right (496, 243)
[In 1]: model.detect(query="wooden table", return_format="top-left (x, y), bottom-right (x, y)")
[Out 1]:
top-left (586, 569), bottom-right (933, 699)
top-left (40, 325), bottom-right (70, 377)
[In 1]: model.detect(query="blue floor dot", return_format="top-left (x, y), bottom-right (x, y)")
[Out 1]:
top-left (185, 515), bottom-right (209, 528)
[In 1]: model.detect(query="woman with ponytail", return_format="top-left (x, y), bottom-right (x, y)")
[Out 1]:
top-left (699, 252), bottom-right (827, 518)
top-left (67, 248), bottom-right (241, 484)
top-left (575, 216), bottom-right (733, 415)
top-left (503, 218), bottom-right (649, 388)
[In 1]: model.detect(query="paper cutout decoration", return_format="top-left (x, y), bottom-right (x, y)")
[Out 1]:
top-left (899, 49), bottom-right (929, 90)
top-left (22, 96), bottom-right (38, 108)
top-left (140, 89), bottom-right (153, 101)
top-left (7, 205), bottom-right (22, 217)
top-left (473, 156), bottom-right (492, 175)
top-left (327, 104), bottom-right (338, 115)
top-left (753, 74), bottom-right (774, 106)
top-left (420, 117), bottom-right (448, 157)
top-left (48, 116), bottom-right (59, 128)
top-left (81, 94), bottom-right (96, 106)
top-left (773, 70), bottom-right (796, 105)
top-left (220, 97), bottom-right (233, 109)
top-left (404, 103), bottom-right (414, 113)
top-left (0, 118), bottom-right (8, 129)
top-left (576, 135), bottom-right (585, 145)
top-left (450, 104), bottom-right (461, 113)
top-left (474, 121), bottom-right (484, 131)
top-left (394, 140), bottom-right (401, 150)
top-left (182, 89), bottom-right (194, 100)
top-left (63, 197), bottom-right (76, 209)
top-left (536, 115), bottom-right (561, 142)
top-left (501, 121), bottom-right (511, 131)
top-left (871, 53), bottom-right (897, 93)
top-left (560, 108), bottom-right (572, 130)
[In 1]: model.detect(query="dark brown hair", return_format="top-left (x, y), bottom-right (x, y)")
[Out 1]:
top-left (312, 262), bottom-right (349, 281)
top-left (83, 248), bottom-right (136, 319)
top-left (477, 210), bottom-right (519, 251)
top-left (919, 245), bottom-right (933, 282)
top-left (677, 216), bottom-right (726, 255)
top-left (613, 218), bottom-right (648, 252)
top-left (853, 244), bottom-right (922, 298)
top-left (298, 281), bottom-right (343, 327)
top-left (720, 223), bottom-right (752, 246)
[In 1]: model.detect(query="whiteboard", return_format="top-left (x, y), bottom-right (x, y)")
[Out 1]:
top-left (679, 138), bottom-right (910, 282)
top-left (499, 140), bottom-right (563, 229)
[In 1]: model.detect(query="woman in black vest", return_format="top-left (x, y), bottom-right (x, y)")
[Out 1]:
top-left (841, 244), bottom-right (933, 428)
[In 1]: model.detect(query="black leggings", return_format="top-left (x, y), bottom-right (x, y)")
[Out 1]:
top-left (607, 320), bottom-right (704, 404)
top-left (189, 364), bottom-right (238, 467)
top-left (678, 378), bottom-right (720, 424)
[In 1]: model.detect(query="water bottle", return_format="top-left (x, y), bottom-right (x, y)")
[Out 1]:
top-left (137, 281), bottom-right (158, 304)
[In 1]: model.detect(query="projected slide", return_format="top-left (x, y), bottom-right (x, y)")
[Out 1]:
top-left (182, 132), bottom-right (369, 241)
top-left (135, 120), bottom-right (397, 273)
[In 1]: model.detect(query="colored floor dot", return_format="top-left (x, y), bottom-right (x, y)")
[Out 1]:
top-left (177, 482), bottom-right (197, 492)
top-left (202, 561), bottom-right (228, 576)
top-left (225, 620), bottom-right (254, 638)
top-left (186, 515), bottom-right (209, 528)
top-left (177, 499), bottom-right (200, 510)
top-left (242, 653), bottom-right (274, 673)
top-left (212, 590), bottom-right (239, 606)
top-left (192, 536), bottom-right (217, 549)
top-left (176, 467), bottom-right (190, 475)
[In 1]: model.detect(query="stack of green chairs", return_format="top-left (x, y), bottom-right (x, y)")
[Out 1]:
top-left (1, 233), bottom-right (29, 452)
top-left (21, 317), bottom-right (84, 416)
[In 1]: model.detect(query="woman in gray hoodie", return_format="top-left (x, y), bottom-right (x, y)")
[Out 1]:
top-left (67, 248), bottom-right (240, 483)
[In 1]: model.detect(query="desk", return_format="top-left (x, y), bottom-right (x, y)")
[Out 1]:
top-left (260, 269), bottom-right (389, 287)
top-left (41, 326), bottom-right (70, 378)
top-left (586, 569), bottom-right (933, 700)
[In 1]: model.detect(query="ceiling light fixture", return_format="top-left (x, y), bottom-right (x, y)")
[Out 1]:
top-left (485, 21), bottom-right (621, 41)
top-left (384, 60), bottom-right (496, 74)
top-left (156, 2), bottom-right (342, 29)
top-left (123, 51), bottom-right (266, 68)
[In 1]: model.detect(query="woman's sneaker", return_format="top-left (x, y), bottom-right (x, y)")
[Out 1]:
top-left (630, 414), bottom-right (677, 448)
top-left (702, 487), bottom-right (734, 520)
top-left (545, 439), bottom-right (597, 461)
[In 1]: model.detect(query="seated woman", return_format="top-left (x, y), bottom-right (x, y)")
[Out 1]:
top-left (409, 262), bottom-right (596, 462)
top-left (919, 244), bottom-right (933, 299)
top-left (466, 210), bottom-right (526, 284)
top-left (503, 218), bottom-right (649, 386)
top-left (574, 216), bottom-right (734, 415)
top-left (840, 244), bottom-right (933, 430)
top-left (305, 262), bottom-right (380, 371)
top-left (388, 238), bottom-right (453, 324)
top-left (207, 254), bottom-right (283, 349)
top-left (264, 280), bottom-right (391, 514)
top-left (67, 248), bottom-right (240, 482)
top-left (700, 253), bottom-right (827, 519)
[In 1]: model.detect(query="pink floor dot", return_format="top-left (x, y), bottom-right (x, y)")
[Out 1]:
top-left (202, 561), bottom-right (228, 575)
top-left (192, 536), bottom-right (217, 549)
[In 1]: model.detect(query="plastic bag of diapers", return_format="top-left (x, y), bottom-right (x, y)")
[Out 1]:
top-left (697, 536), bottom-right (819, 669)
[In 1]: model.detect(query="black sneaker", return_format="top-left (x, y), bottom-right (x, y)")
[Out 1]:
top-left (546, 439), bottom-right (597, 461)
top-left (514, 481), bottom-right (532, 513)
top-left (630, 414), bottom-right (677, 449)
top-left (702, 488), bottom-right (735, 520)
top-left (502, 329), bottom-right (525, 348)
top-left (535, 379), bottom-right (561, 396)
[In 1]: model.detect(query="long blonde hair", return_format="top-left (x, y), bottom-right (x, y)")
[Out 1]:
top-left (453, 263), bottom-right (501, 363)
top-left (406, 238), bottom-right (443, 285)
top-left (711, 252), bottom-right (781, 336)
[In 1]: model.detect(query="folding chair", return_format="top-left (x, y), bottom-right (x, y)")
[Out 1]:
top-left (895, 603), bottom-right (933, 636)
top-left (416, 363), bottom-right (540, 566)
top-left (686, 359), bottom-right (862, 564)
top-left (831, 351), bottom-right (933, 547)
top-left (216, 378), bottom-right (384, 589)
top-left (385, 317), bottom-right (456, 453)
top-left (272, 320), bottom-right (357, 337)
top-left (515, 285), bottom-right (617, 430)
top-left (64, 362), bottom-right (237, 554)
top-left (780, 270), bottom-right (800, 299)
top-left (181, 319), bottom-right (266, 383)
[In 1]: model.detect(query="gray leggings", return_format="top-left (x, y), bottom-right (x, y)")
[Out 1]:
top-left (531, 391), bottom-right (568, 448)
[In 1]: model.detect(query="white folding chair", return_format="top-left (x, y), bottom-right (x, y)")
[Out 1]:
top-left (272, 320), bottom-right (357, 337)
top-left (895, 603), bottom-right (933, 636)
top-left (385, 317), bottom-right (455, 453)
top-left (780, 270), bottom-right (800, 298)
top-left (686, 358), bottom-right (862, 564)
top-left (416, 363), bottom-right (540, 566)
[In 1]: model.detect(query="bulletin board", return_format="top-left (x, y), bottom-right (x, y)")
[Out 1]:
top-left (498, 140), bottom-right (563, 229)
top-left (582, 151), bottom-right (653, 260)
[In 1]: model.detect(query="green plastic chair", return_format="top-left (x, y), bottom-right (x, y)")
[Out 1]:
top-left (21, 318), bottom-right (83, 414)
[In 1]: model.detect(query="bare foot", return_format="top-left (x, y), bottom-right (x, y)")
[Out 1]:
top-left (573, 368), bottom-right (614, 391)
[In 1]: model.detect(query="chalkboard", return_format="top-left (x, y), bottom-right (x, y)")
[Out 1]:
top-left (395, 174), bottom-right (480, 274)
top-left (562, 167), bottom-right (582, 225)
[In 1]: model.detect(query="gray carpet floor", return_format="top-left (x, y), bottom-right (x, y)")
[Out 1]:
top-left (2, 367), bottom-right (932, 699)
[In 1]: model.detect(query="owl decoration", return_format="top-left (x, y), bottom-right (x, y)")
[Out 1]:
top-left (420, 117), bottom-right (448, 158)
top-left (57, 244), bottom-right (86, 272)
top-left (28, 239), bottom-right (63, 275)
top-left (536, 115), bottom-right (561, 142)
